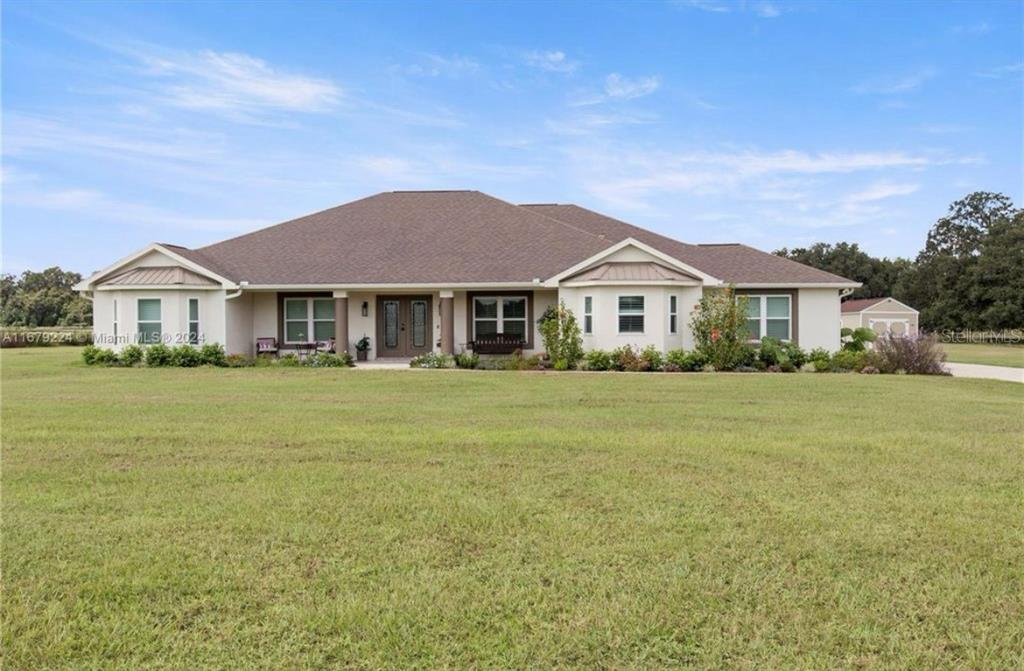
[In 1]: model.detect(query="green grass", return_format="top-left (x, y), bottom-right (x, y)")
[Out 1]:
top-left (941, 342), bottom-right (1024, 368)
top-left (4, 348), bottom-right (1022, 670)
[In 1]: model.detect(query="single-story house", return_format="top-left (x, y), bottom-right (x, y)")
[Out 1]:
top-left (841, 297), bottom-right (919, 337)
top-left (75, 190), bottom-right (860, 359)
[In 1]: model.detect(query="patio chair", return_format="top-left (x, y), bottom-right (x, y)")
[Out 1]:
top-left (316, 338), bottom-right (336, 354)
top-left (256, 337), bottom-right (278, 356)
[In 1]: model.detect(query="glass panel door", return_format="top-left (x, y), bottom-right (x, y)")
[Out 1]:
top-left (384, 301), bottom-right (399, 348)
top-left (411, 300), bottom-right (427, 348)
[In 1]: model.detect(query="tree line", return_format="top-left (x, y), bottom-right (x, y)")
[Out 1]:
top-left (776, 191), bottom-right (1024, 331)
top-left (1, 267), bottom-right (92, 327)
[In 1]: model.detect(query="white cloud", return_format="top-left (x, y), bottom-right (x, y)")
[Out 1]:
top-left (604, 73), bottom-right (661, 100)
top-left (950, 22), bottom-right (991, 36)
top-left (523, 50), bottom-right (579, 74)
top-left (974, 63), bottom-right (1024, 79)
top-left (675, 0), bottom-right (784, 17)
top-left (561, 143), bottom-right (948, 216)
top-left (571, 73), bottom-right (662, 106)
top-left (754, 3), bottom-right (782, 18)
top-left (843, 181), bottom-right (920, 204)
top-left (5, 185), bottom-right (263, 234)
top-left (399, 53), bottom-right (480, 78)
top-left (852, 67), bottom-right (937, 94)
top-left (140, 49), bottom-right (341, 114)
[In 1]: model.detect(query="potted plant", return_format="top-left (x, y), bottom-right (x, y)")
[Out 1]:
top-left (355, 335), bottom-right (371, 361)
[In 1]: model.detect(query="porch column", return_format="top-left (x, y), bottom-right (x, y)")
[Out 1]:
top-left (440, 290), bottom-right (454, 354)
top-left (333, 290), bottom-right (349, 354)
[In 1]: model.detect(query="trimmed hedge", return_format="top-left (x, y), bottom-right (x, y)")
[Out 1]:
top-left (82, 344), bottom-right (353, 368)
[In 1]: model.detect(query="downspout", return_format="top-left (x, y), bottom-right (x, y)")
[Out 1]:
top-left (225, 281), bottom-right (248, 300)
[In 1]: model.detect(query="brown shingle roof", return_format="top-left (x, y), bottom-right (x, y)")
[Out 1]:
top-left (841, 297), bottom-right (889, 313)
top-left (155, 191), bottom-right (858, 286)
top-left (191, 191), bottom-right (612, 284)
top-left (101, 266), bottom-right (219, 286)
top-left (522, 203), bottom-right (856, 285)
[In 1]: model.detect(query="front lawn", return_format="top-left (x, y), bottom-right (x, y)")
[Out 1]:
top-left (3, 348), bottom-right (1022, 669)
top-left (941, 342), bottom-right (1024, 368)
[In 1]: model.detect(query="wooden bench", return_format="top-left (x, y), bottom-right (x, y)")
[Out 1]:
top-left (470, 333), bottom-right (525, 355)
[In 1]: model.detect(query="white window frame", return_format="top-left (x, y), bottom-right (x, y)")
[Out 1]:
top-left (743, 294), bottom-right (792, 342)
top-left (283, 297), bottom-right (335, 344)
top-left (617, 294), bottom-right (645, 335)
top-left (472, 296), bottom-right (528, 340)
top-left (583, 296), bottom-right (593, 335)
top-left (669, 295), bottom-right (678, 334)
top-left (136, 297), bottom-right (162, 344)
top-left (188, 297), bottom-right (200, 345)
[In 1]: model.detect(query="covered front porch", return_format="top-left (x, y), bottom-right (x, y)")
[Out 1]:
top-left (226, 288), bottom-right (556, 360)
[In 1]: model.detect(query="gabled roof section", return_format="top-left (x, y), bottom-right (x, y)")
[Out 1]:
top-left (842, 297), bottom-right (917, 313)
top-left (74, 243), bottom-right (235, 291)
top-left (190, 191), bottom-right (613, 284)
top-left (523, 203), bottom-right (858, 286)
top-left (565, 261), bottom-right (699, 283)
top-left (100, 266), bottom-right (219, 287)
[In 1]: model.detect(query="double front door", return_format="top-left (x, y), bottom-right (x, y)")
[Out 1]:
top-left (376, 296), bottom-right (433, 357)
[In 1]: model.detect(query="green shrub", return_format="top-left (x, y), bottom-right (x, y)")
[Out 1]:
top-left (537, 301), bottom-right (584, 369)
top-left (225, 354), bottom-right (255, 367)
top-left (306, 352), bottom-right (353, 367)
top-left (499, 353), bottom-right (542, 370)
top-left (808, 347), bottom-right (831, 372)
top-left (276, 353), bottom-right (301, 367)
top-left (169, 345), bottom-right (202, 368)
top-left (871, 333), bottom-right (948, 375)
top-left (86, 346), bottom-right (117, 366)
top-left (553, 358), bottom-right (570, 371)
top-left (583, 349), bottom-right (614, 371)
top-left (455, 352), bottom-right (479, 369)
top-left (144, 343), bottom-right (173, 367)
top-left (782, 341), bottom-right (807, 369)
top-left (81, 345), bottom-right (101, 365)
top-left (639, 345), bottom-right (663, 372)
top-left (120, 344), bottom-right (144, 366)
top-left (610, 345), bottom-right (649, 372)
top-left (691, 287), bottom-right (754, 371)
top-left (841, 327), bottom-right (878, 352)
top-left (409, 352), bottom-right (455, 369)
top-left (199, 343), bottom-right (227, 367)
top-left (665, 349), bottom-right (707, 372)
top-left (829, 349), bottom-right (869, 373)
top-left (757, 337), bottom-right (806, 372)
top-left (254, 354), bottom-right (275, 367)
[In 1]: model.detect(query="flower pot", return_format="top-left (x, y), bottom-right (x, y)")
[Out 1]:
top-left (357, 350), bottom-right (368, 361)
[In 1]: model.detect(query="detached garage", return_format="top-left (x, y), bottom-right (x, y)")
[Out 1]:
top-left (841, 297), bottom-right (919, 337)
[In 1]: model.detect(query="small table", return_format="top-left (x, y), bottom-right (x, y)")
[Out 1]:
top-left (294, 342), bottom-right (316, 361)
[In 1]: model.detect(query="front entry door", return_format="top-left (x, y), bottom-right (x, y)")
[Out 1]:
top-left (376, 296), bottom-right (433, 357)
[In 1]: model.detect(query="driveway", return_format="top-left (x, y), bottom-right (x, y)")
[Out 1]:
top-left (945, 362), bottom-right (1024, 383)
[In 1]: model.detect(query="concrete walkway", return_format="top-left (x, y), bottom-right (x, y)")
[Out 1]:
top-left (945, 362), bottom-right (1024, 383)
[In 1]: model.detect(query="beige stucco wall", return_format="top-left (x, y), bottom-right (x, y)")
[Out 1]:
top-left (797, 288), bottom-right (842, 352)
top-left (92, 288), bottom-right (225, 351)
top-left (224, 292), bottom-right (253, 356)
top-left (559, 284), bottom-right (697, 353)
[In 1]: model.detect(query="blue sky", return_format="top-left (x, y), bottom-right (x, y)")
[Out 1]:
top-left (2, 0), bottom-right (1021, 275)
